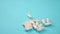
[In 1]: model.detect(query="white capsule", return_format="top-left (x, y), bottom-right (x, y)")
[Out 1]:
top-left (46, 18), bottom-right (50, 23)
top-left (27, 14), bottom-right (32, 18)
top-left (31, 20), bottom-right (39, 26)
top-left (36, 24), bottom-right (44, 31)
top-left (23, 21), bottom-right (33, 30)
top-left (32, 24), bottom-right (37, 29)
top-left (42, 19), bottom-right (46, 23)
top-left (42, 18), bottom-right (51, 26)
top-left (46, 18), bottom-right (51, 26)
top-left (29, 20), bottom-right (39, 29)
top-left (44, 23), bottom-right (51, 26)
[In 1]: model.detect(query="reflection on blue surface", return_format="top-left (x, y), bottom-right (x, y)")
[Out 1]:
top-left (0, 0), bottom-right (60, 34)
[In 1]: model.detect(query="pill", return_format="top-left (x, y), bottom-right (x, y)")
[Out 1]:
top-left (32, 24), bottom-right (37, 29)
top-left (42, 19), bottom-right (45, 23)
top-left (23, 21), bottom-right (33, 30)
top-left (27, 14), bottom-right (32, 18)
top-left (31, 20), bottom-right (39, 26)
top-left (42, 18), bottom-right (51, 26)
top-left (36, 24), bottom-right (44, 31)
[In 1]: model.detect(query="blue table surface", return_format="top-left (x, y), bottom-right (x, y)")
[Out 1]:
top-left (0, 0), bottom-right (60, 34)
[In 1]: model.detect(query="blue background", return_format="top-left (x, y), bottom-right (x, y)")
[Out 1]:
top-left (0, 0), bottom-right (60, 34)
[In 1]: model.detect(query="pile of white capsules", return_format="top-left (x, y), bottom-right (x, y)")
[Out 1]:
top-left (23, 14), bottom-right (51, 32)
